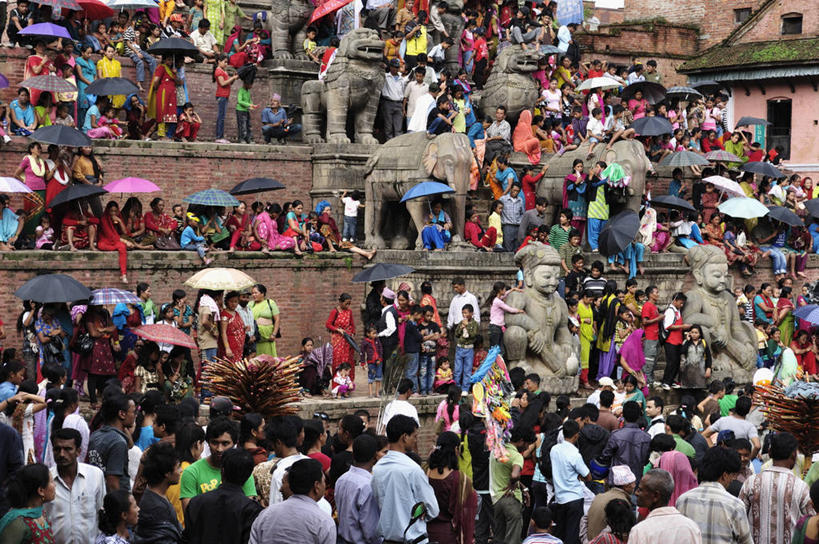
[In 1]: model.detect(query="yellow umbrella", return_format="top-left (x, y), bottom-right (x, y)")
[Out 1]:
top-left (184, 268), bottom-right (256, 291)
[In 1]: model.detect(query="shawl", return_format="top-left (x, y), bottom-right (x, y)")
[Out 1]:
top-left (639, 207), bottom-right (657, 246)
top-left (620, 329), bottom-right (645, 371)
top-left (658, 450), bottom-right (698, 506)
top-left (223, 25), bottom-right (243, 59)
top-left (512, 110), bottom-right (541, 164)
top-left (318, 212), bottom-right (341, 241)
top-left (0, 507), bottom-right (44, 536)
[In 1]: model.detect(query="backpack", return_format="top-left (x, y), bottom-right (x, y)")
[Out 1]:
top-left (536, 426), bottom-right (562, 481)
top-left (658, 306), bottom-right (673, 344)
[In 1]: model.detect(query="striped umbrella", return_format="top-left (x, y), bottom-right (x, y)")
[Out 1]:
top-left (183, 188), bottom-right (239, 207)
top-left (0, 177), bottom-right (33, 193)
top-left (90, 288), bottom-right (140, 305)
top-left (704, 150), bottom-right (742, 163)
top-left (21, 75), bottom-right (78, 93)
top-left (658, 150), bottom-right (711, 167)
top-left (30, 0), bottom-right (81, 10)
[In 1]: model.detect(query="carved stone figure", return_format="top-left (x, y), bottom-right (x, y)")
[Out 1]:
top-left (479, 46), bottom-right (540, 123)
top-left (269, 0), bottom-right (313, 59)
top-left (439, 0), bottom-right (465, 74)
top-left (363, 132), bottom-right (473, 249)
top-left (534, 139), bottom-right (653, 219)
top-left (504, 243), bottom-right (579, 389)
top-left (682, 245), bottom-right (757, 378)
top-left (301, 29), bottom-right (386, 144)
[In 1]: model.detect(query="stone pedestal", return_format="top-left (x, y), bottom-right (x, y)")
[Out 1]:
top-left (265, 58), bottom-right (318, 108)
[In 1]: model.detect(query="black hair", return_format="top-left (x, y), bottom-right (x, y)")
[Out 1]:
top-left (172, 289), bottom-right (186, 303)
top-left (51, 427), bottom-right (82, 449)
top-left (605, 499), bottom-right (635, 540)
top-left (221, 448), bottom-right (255, 486)
top-left (734, 396), bottom-right (752, 417)
top-left (699, 446), bottom-right (741, 482)
top-left (397, 378), bottom-right (415, 395)
top-left (599, 390), bottom-right (614, 408)
top-left (352, 433), bottom-right (378, 464)
top-left (650, 433), bottom-right (675, 453)
top-left (0, 361), bottom-right (24, 383)
top-left (555, 394), bottom-right (570, 419)
top-left (666, 414), bottom-right (688, 435)
top-left (142, 442), bottom-right (178, 486)
top-left (562, 419), bottom-right (580, 440)
top-left (7, 463), bottom-right (49, 508)
top-left (98, 489), bottom-right (132, 536)
top-left (428, 431), bottom-right (460, 474)
top-left (265, 415), bottom-right (302, 449)
top-left (51, 388), bottom-right (79, 437)
top-left (239, 413), bottom-right (264, 445)
top-left (582, 403), bottom-right (599, 422)
top-left (340, 414), bottom-right (365, 439)
top-left (175, 422), bottom-right (206, 464)
top-left (386, 414), bottom-right (418, 443)
top-left (101, 394), bottom-right (132, 425)
top-left (287, 458), bottom-right (323, 495)
top-left (531, 506), bottom-right (553, 530)
top-left (709, 380), bottom-right (726, 395)
top-left (206, 416), bottom-right (239, 444)
top-left (155, 404), bottom-right (180, 437)
top-left (301, 419), bottom-right (324, 454)
top-left (622, 401), bottom-right (641, 423)
top-left (647, 396), bottom-right (664, 410)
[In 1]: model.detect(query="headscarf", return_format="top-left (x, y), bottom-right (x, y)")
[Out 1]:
top-left (512, 109), bottom-right (541, 164)
top-left (620, 328), bottom-right (645, 372)
top-left (123, 92), bottom-right (145, 111)
top-left (112, 303), bottom-right (131, 330)
top-left (223, 25), bottom-right (243, 57)
top-left (658, 450), bottom-right (698, 506)
top-left (639, 207), bottom-right (658, 246)
top-left (315, 200), bottom-right (331, 215)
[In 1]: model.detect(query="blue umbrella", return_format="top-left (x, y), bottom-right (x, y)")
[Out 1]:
top-left (183, 189), bottom-right (239, 207)
top-left (400, 181), bottom-right (454, 203)
top-left (793, 305), bottom-right (819, 325)
top-left (19, 22), bottom-right (72, 39)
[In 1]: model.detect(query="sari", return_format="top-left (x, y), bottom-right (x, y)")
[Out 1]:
top-left (777, 297), bottom-right (795, 347)
top-left (0, 506), bottom-right (52, 544)
top-left (512, 110), bottom-right (541, 164)
top-left (76, 56), bottom-right (97, 112)
top-left (224, 26), bottom-right (248, 67)
top-left (219, 308), bottom-right (245, 363)
top-left (254, 211), bottom-right (295, 250)
top-left (205, 0), bottom-right (226, 44)
top-left (326, 306), bottom-right (356, 380)
top-left (620, 329), bottom-right (648, 396)
top-left (24, 55), bottom-right (53, 106)
top-left (563, 172), bottom-right (588, 232)
top-left (147, 64), bottom-right (178, 126)
top-left (98, 56), bottom-right (125, 108)
top-left (251, 298), bottom-right (279, 357)
top-left (595, 294), bottom-right (619, 380)
top-left (20, 154), bottom-right (47, 237)
top-left (427, 470), bottom-right (477, 544)
top-left (658, 450), bottom-right (698, 506)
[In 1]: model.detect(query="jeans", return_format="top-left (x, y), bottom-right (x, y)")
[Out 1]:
top-left (215, 96), bottom-right (228, 139)
top-left (643, 338), bottom-right (658, 384)
top-left (553, 498), bottom-right (584, 544)
top-left (342, 215), bottom-right (357, 240)
top-left (427, 116), bottom-right (448, 135)
top-left (762, 245), bottom-right (787, 274)
top-left (622, 242), bottom-right (644, 279)
top-left (183, 242), bottom-right (207, 259)
top-left (404, 352), bottom-right (420, 393)
top-left (236, 109), bottom-right (251, 142)
top-left (262, 123), bottom-right (302, 142)
top-left (454, 346), bottom-right (473, 392)
top-left (587, 218), bottom-right (607, 251)
top-left (200, 347), bottom-right (217, 400)
top-left (662, 342), bottom-right (682, 385)
top-left (419, 353), bottom-right (435, 394)
top-left (475, 492), bottom-right (494, 544)
top-left (367, 362), bottom-right (382, 383)
top-left (128, 51), bottom-right (156, 83)
top-left (493, 495), bottom-right (523, 544)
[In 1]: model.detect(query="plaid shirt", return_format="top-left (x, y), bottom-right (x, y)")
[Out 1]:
top-left (676, 482), bottom-right (753, 544)
top-left (739, 466), bottom-right (815, 544)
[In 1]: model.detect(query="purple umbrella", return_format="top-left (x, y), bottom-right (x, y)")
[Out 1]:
top-left (0, 75), bottom-right (8, 89)
top-left (19, 22), bottom-right (73, 39)
top-left (103, 177), bottom-right (161, 193)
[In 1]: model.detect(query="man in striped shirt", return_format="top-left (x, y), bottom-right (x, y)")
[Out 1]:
top-left (739, 431), bottom-right (814, 544)
top-left (677, 446), bottom-right (753, 544)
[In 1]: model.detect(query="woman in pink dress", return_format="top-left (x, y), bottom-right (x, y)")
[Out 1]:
top-left (252, 204), bottom-right (296, 252)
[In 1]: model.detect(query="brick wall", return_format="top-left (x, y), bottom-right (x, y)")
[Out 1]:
top-left (731, 0), bottom-right (819, 45)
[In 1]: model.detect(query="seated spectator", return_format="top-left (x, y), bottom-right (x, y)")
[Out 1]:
top-left (124, 94), bottom-right (156, 141)
top-left (192, 18), bottom-right (218, 62)
top-left (60, 199), bottom-right (99, 250)
top-left (9, 87), bottom-right (36, 136)
top-left (175, 102), bottom-right (201, 142)
top-left (88, 105), bottom-right (125, 139)
top-left (121, 197), bottom-right (155, 248)
top-left (180, 213), bottom-right (213, 265)
top-left (144, 197), bottom-right (180, 249)
top-left (0, 195), bottom-right (22, 250)
top-left (261, 95), bottom-right (301, 144)
top-left (464, 208), bottom-right (497, 251)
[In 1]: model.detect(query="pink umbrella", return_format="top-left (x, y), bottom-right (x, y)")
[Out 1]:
top-left (103, 177), bottom-right (161, 193)
top-left (308, 0), bottom-right (353, 24)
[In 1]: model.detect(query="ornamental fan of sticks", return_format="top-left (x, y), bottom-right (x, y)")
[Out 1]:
top-left (754, 383), bottom-right (819, 455)
top-left (202, 355), bottom-right (302, 416)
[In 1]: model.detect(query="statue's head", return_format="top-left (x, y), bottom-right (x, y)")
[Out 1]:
top-left (338, 28), bottom-right (386, 62)
top-left (516, 242), bottom-right (561, 297)
top-left (494, 45), bottom-right (540, 74)
top-left (689, 245), bottom-right (729, 294)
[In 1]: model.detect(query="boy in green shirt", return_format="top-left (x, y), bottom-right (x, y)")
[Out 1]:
top-left (489, 426), bottom-right (532, 544)
top-left (454, 304), bottom-right (479, 392)
top-left (236, 79), bottom-right (257, 144)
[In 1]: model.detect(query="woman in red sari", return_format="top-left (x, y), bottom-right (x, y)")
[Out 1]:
top-left (144, 197), bottom-right (179, 249)
top-left (326, 293), bottom-right (356, 380)
top-left (24, 41), bottom-right (55, 107)
top-left (227, 201), bottom-right (252, 251)
top-left (219, 291), bottom-right (246, 363)
top-left (61, 199), bottom-right (99, 250)
top-left (147, 55), bottom-right (180, 139)
top-left (98, 201), bottom-right (135, 283)
top-left (790, 330), bottom-right (818, 378)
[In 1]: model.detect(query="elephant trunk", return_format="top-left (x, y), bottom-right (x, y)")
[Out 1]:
top-left (446, 161), bottom-right (468, 241)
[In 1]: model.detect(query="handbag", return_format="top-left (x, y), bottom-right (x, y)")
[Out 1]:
top-left (44, 336), bottom-right (65, 365)
top-left (75, 332), bottom-right (94, 355)
top-left (155, 234), bottom-right (182, 250)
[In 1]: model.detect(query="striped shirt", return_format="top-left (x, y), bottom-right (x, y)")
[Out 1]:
top-left (676, 482), bottom-right (753, 544)
top-left (739, 465), bottom-right (815, 544)
top-left (587, 180), bottom-right (609, 220)
top-left (522, 533), bottom-right (564, 544)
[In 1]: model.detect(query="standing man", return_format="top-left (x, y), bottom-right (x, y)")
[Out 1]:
top-left (641, 285), bottom-right (663, 387)
top-left (739, 432), bottom-right (814, 544)
top-left (335, 434), bottom-right (381, 544)
top-left (136, 443), bottom-right (183, 544)
top-left (500, 184), bottom-right (525, 252)
top-left (586, 465), bottom-right (636, 541)
top-left (372, 415), bottom-right (439, 544)
top-left (491, 426), bottom-right (533, 544)
top-left (677, 446), bottom-right (753, 544)
top-left (403, 12), bottom-right (427, 71)
top-left (586, 161), bottom-right (609, 252)
top-left (88, 394), bottom-right (136, 492)
top-left (703, 396), bottom-right (761, 457)
top-left (266, 416), bottom-right (307, 504)
top-left (249, 459), bottom-right (336, 544)
top-left (646, 396), bottom-right (666, 438)
top-left (45, 428), bottom-right (106, 544)
top-left (446, 278), bottom-right (480, 330)
top-left (629, 469), bottom-right (702, 543)
top-left (600, 401), bottom-right (651, 485)
top-left (549, 420), bottom-right (590, 544)
top-left (380, 379), bottom-right (419, 430)
top-left (381, 58), bottom-right (406, 140)
top-left (403, 67), bottom-right (429, 129)
top-left (662, 292), bottom-right (691, 390)
top-left (643, 59), bottom-right (662, 84)
top-left (328, 414), bottom-right (365, 487)
top-left (184, 448), bottom-right (264, 544)
top-left (517, 197), bottom-right (548, 247)
top-left (377, 288), bottom-right (399, 389)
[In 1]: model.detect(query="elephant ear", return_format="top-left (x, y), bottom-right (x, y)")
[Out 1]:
top-left (423, 141), bottom-right (439, 177)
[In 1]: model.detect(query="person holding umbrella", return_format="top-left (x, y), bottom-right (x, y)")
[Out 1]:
top-left (327, 293), bottom-right (357, 382)
top-left (23, 41), bottom-right (56, 107)
top-left (147, 55), bottom-right (180, 140)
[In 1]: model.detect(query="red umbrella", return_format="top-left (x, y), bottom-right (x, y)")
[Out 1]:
top-left (132, 324), bottom-right (197, 349)
top-left (308, 0), bottom-right (353, 24)
top-left (76, 0), bottom-right (113, 19)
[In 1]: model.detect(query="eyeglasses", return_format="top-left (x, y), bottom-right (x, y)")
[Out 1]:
top-left (313, 412), bottom-right (329, 421)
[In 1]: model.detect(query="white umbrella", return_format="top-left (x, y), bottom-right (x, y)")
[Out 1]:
top-left (703, 175), bottom-right (745, 198)
top-left (576, 77), bottom-right (621, 92)
top-left (105, 0), bottom-right (157, 9)
top-left (718, 197), bottom-right (769, 219)
top-left (0, 177), bottom-right (33, 193)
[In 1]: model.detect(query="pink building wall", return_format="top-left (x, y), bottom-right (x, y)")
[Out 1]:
top-left (730, 80), bottom-right (819, 178)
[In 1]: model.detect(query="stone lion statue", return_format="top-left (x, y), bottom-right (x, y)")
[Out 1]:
top-left (269, 0), bottom-right (313, 59)
top-left (504, 243), bottom-right (579, 393)
top-left (479, 45), bottom-right (540, 123)
top-left (301, 28), bottom-right (386, 144)
top-left (682, 245), bottom-right (757, 379)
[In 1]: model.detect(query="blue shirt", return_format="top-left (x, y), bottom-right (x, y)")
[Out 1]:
top-left (495, 167), bottom-right (519, 192)
top-left (261, 107), bottom-right (287, 126)
top-left (134, 425), bottom-right (159, 451)
top-left (0, 381), bottom-right (17, 403)
top-left (753, 295), bottom-right (773, 325)
top-left (467, 121), bottom-right (484, 148)
top-left (10, 99), bottom-right (34, 128)
top-left (335, 466), bottom-right (380, 544)
top-left (549, 440), bottom-right (589, 504)
top-left (372, 450), bottom-right (439, 543)
top-left (180, 225), bottom-right (204, 246)
top-left (82, 104), bottom-right (100, 132)
top-left (668, 178), bottom-right (682, 198)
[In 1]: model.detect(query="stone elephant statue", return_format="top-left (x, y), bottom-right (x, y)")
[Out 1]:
top-left (363, 132), bottom-right (473, 249)
top-left (534, 139), bottom-right (653, 221)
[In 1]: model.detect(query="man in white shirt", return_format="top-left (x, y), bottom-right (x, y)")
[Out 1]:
top-left (645, 397), bottom-right (665, 438)
top-left (627, 64), bottom-right (645, 85)
top-left (446, 277), bottom-right (480, 330)
top-left (403, 67), bottom-right (429, 128)
top-left (381, 58), bottom-right (406, 140)
top-left (45, 428), bottom-right (106, 544)
top-left (379, 378), bottom-right (419, 432)
top-left (267, 416), bottom-right (308, 505)
top-left (192, 18), bottom-right (218, 61)
top-left (365, 0), bottom-right (393, 33)
top-left (557, 22), bottom-right (577, 54)
top-left (407, 82), bottom-right (440, 133)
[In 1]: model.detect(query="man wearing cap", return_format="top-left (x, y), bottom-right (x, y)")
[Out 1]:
top-left (585, 465), bottom-right (636, 540)
top-left (377, 288), bottom-right (400, 384)
top-left (381, 58), bottom-right (406, 140)
top-left (261, 94), bottom-right (301, 144)
top-left (586, 377), bottom-right (615, 408)
top-left (123, 14), bottom-right (157, 92)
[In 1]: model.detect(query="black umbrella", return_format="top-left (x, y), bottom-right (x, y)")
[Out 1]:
top-left (230, 177), bottom-right (286, 195)
top-left (619, 81), bottom-right (667, 104)
top-left (767, 206), bottom-right (803, 227)
top-left (14, 273), bottom-right (90, 303)
top-left (658, 150), bottom-right (711, 167)
top-left (47, 184), bottom-right (108, 209)
top-left (741, 161), bottom-right (785, 178)
top-left (665, 86), bottom-right (703, 101)
top-left (631, 116), bottom-right (674, 136)
top-left (650, 194), bottom-right (696, 212)
top-left (691, 80), bottom-right (728, 95)
top-left (147, 37), bottom-right (199, 56)
top-left (598, 210), bottom-right (640, 258)
top-left (30, 125), bottom-right (91, 147)
top-left (351, 263), bottom-right (415, 283)
top-left (84, 77), bottom-right (139, 96)
top-left (735, 116), bottom-right (771, 128)
top-left (805, 199), bottom-right (819, 218)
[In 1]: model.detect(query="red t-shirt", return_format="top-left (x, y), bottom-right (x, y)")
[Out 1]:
top-left (641, 301), bottom-right (660, 340)
top-left (309, 451), bottom-right (332, 473)
top-left (214, 67), bottom-right (231, 98)
top-left (588, 69), bottom-right (604, 78)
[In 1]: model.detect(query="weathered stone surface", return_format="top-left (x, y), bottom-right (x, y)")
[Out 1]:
top-left (301, 29), bottom-right (386, 144)
top-left (268, 0), bottom-right (312, 59)
top-left (266, 59), bottom-right (320, 117)
top-left (479, 46), bottom-right (541, 123)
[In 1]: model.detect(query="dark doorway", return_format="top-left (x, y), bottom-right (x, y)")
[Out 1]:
top-left (767, 98), bottom-right (791, 159)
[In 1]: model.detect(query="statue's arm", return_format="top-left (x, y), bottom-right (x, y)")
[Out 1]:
top-left (681, 292), bottom-right (715, 328)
